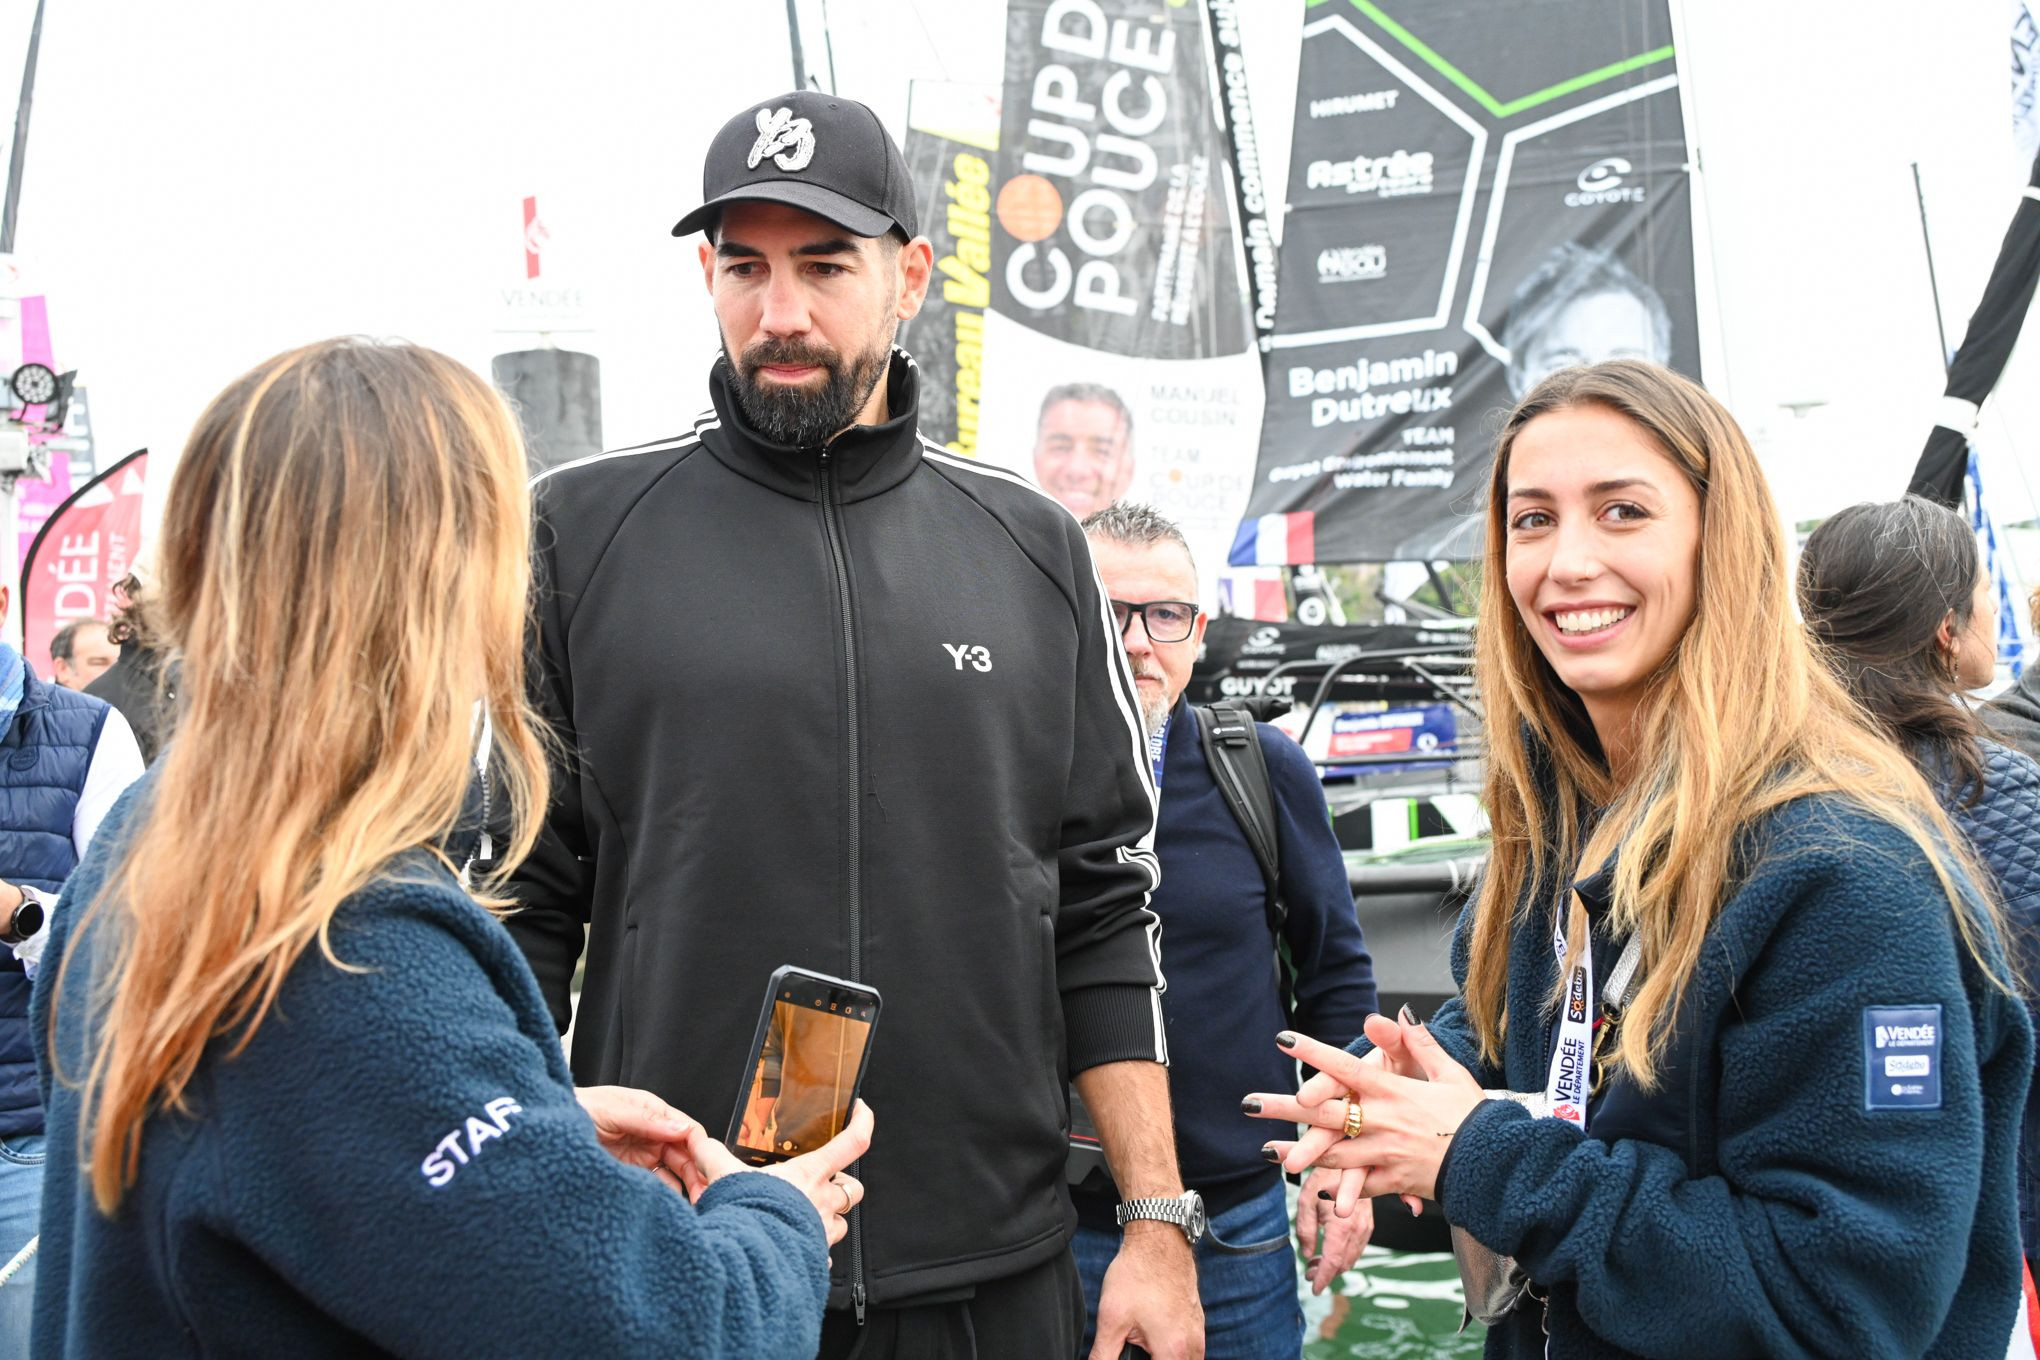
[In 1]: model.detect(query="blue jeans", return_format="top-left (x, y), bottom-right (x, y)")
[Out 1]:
top-left (1073, 1178), bottom-right (1302, 1360)
top-left (0, 1132), bottom-right (44, 1357)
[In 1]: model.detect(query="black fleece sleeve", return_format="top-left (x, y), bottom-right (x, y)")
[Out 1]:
top-left (1053, 529), bottom-right (1167, 1073)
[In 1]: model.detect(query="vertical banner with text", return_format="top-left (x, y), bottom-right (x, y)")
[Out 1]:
top-left (1237, 0), bottom-right (1698, 565)
top-left (977, 0), bottom-right (1264, 605)
top-left (21, 448), bottom-right (148, 678)
top-left (899, 83), bottom-right (1003, 455)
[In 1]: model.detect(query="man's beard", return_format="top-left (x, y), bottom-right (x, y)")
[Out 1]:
top-left (726, 328), bottom-right (894, 449)
top-left (1131, 663), bottom-right (1174, 735)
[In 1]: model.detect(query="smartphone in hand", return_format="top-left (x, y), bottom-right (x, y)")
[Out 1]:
top-left (726, 965), bottom-right (882, 1166)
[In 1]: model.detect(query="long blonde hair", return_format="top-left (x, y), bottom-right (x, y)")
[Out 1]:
top-left (56, 338), bottom-right (550, 1211)
top-left (1466, 361), bottom-right (2010, 1086)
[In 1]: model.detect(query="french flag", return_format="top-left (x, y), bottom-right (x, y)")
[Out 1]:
top-left (1228, 511), bottom-right (1315, 567)
top-left (1218, 574), bottom-right (1289, 621)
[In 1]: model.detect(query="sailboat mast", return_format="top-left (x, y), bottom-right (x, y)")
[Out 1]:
top-left (0, 0), bottom-right (47, 256)
top-left (785, 0), bottom-right (809, 91)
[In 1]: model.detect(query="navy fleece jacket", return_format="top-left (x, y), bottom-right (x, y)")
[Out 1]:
top-left (30, 780), bottom-right (830, 1359)
top-left (1399, 795), bottom-right (2031, 1360)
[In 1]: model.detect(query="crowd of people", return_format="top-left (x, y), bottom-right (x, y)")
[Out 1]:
top-left (0, 88), bottom-right (2031, 1360)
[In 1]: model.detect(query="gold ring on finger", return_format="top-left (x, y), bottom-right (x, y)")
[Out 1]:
top-left (1342, 1099), bottom-right (1365, 1139)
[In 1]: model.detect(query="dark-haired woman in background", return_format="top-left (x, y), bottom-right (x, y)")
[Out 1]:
top-left (81, 570), bottom-right (173, 765)
top-left (1798, 493), bottom-right (2040, 1273)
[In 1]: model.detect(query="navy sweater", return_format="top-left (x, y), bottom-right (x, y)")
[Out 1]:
top-left (1406, 795), bottom-right (2030, 1359)
top-left (31, 781), bottom-right (830, 1358)
top-left (1078, 702), bottom-right (1376, 1226)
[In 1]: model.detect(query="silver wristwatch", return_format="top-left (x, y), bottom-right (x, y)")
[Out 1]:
top-left (1115, 1190), bottom-right (1207, 1244)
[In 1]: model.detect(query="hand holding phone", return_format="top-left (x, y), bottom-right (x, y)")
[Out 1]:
top-left (726, 966), bottom-right (882, 1165)
top-left (675, 1100), bottom-right (874, 1249)
top-left (575, 1084), bottom-right (703, 1193)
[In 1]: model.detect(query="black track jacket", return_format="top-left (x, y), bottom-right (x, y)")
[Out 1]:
top-left (507, 350), bottom-right (1167, 1309)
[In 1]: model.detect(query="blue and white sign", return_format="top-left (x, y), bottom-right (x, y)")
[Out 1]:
top-left (1862, 1005), bottom-right (1942, 1111)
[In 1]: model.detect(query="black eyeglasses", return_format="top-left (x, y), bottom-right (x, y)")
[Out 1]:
top-left (1110, 599), bottom-right (1199, 643)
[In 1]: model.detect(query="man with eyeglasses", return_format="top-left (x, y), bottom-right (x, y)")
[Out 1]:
top-left (1079, 504), bottom-right (1378, 1360)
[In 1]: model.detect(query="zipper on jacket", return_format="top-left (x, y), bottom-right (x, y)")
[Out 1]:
top-left (817, 441), bottom-right (869, 1323)
top-left (817, 444), bottom-right (863, 980)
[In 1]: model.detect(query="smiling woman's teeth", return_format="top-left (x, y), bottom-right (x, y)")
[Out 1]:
top-left (1555, 607), bottom-right (1634, 635)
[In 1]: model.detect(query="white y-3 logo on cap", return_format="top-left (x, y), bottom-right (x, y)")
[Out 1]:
top-left (748, 107), bottom-right (816, 172)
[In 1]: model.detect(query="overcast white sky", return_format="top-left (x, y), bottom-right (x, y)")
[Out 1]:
top-left (3, 0), bottom-right (2035, 564)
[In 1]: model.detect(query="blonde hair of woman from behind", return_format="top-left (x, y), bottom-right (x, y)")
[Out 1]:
top-left (1464, 359), bottom-right (2013, 1089)
top-left (51, 338), bottom-right (551, 1212)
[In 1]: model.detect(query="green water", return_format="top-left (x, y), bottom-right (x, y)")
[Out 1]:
top-left (1301, 1245), bottom-right (1484, 1358)
top-left (1286, 1174), bottom-right (1484, 1359)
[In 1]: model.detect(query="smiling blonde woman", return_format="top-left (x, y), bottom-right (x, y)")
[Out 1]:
top-left (1250, 360), bottom-right (2031, 1360)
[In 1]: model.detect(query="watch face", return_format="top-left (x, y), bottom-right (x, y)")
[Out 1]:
top-left (1184, 1193), bottom-right (1207, 1241)
top-left (10, 363), bottom-right (56, 405)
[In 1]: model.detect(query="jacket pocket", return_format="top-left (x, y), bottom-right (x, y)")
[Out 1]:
top-left (1043, 912), bottom-right (1069, 1131)
top-left (613, 921), bottom-right (640, 1083)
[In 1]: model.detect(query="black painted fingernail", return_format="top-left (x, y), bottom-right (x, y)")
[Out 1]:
top-left (1276, 1030), bottom-right (1300, 1048)
top-left (1240, 1096), bottom-right (1262, 1115)
top-left (1261, 1144), bottom-right (1282, 1162)
top-left (1316, 1189), bottom-right (1334, 1201)
top-left (1398, 1003), bottom-right (1420, 1026)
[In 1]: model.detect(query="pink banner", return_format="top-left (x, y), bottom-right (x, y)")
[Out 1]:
top-left (21, 449), bottom-right (147, 677)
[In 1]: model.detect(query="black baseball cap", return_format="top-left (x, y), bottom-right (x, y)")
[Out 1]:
top-left (672, 91), bottom-right (918, 240)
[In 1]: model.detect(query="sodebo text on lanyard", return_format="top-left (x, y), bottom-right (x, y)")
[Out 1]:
top-left (1538, 900), bottom-right (1643, 1133)
top-left (1451, 897), bottom-right (1648, 1330)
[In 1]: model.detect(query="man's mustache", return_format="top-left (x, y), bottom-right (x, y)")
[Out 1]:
top-left (742, 339), bottom-right (840, 371)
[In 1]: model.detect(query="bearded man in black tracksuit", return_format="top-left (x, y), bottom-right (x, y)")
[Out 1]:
top-left (506, 92), bottom-right (1205, 1360)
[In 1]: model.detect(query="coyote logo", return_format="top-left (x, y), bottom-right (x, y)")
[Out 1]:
top-left (748, 107), bottom-right (816, 172)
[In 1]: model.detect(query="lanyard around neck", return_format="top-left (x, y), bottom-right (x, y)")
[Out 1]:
top-left (1542, 906), bottom-right (1643, 1133)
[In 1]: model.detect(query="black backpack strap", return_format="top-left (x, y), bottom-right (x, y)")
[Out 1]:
top-left (1194, 701), bottom-right (1284, 937)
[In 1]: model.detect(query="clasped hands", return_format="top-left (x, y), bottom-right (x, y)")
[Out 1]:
top-left (576, 1085), bottom-right (872, 1250)
top-left (1248, 1012), bottom-right (1485, 1222)
top-left (576, 1013), bottom-right (1484, 1299)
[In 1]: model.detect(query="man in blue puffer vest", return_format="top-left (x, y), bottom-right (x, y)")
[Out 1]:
top-left (0, 588), bottom-right (144, 1354)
